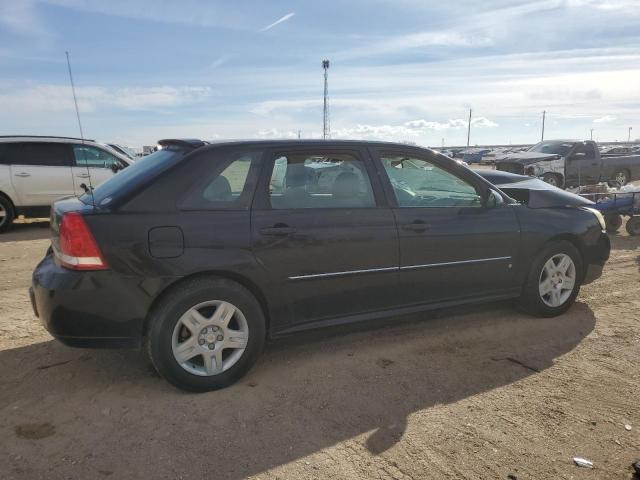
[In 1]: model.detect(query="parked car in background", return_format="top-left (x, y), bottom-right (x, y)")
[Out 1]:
top-left (0, 136), bottom-right (132, 232)
top-left (105, 143), bottom-right (137, 161)
top-left (495, 140), bottom-right (640, 188)
top-left (31, 139), bottom-right (610, 391)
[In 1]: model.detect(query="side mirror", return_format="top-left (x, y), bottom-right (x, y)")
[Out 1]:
top-left (110, 163), bottom-right (123, 174)
top-left (571, 152), bottom-right (586, 160)
top-left (485, 189), bottom-right (504, 208)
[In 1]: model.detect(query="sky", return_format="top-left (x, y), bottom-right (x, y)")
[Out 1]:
top-left (0, 0), bottom-right (639, 148)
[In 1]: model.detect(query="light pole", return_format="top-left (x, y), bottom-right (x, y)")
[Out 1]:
top-left (628, 127), bottom-right (633, 143)
top-left (590, 128), bottom-right (594, 140)
top-left (466, 108), bottom-right (472, 147)
top-left (541, 110), bottom-right (546, 141)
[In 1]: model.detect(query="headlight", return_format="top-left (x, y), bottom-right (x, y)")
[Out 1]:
top-left (583, 207), bottom-right (606, 231)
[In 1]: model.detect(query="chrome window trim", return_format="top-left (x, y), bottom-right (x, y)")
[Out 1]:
top-left (399, 256), bottom-right (512, 271)
top-left (288, 256), bottom-right (512, 280)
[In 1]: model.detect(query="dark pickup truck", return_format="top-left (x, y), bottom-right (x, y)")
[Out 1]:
top-left (495, 140), bottom-right (640, 188)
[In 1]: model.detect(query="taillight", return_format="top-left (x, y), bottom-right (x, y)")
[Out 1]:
top-left (56, 212), bottom-right (108, 270)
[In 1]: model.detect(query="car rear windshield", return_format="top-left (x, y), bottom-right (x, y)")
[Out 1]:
top-left (80, 147), bottom-right (185, 207)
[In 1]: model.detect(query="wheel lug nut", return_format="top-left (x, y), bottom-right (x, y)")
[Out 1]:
top-left (217, 335), bottom-right (224, 341)
top-left (201, 328), bottom-right (208, 334)
top-left (198, 339), bottom-right (206, 346)
top-left (208, 343), bottom-right (215, 350)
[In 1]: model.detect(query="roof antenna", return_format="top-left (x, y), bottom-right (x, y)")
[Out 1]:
top-left (65, 51), bottom-right (95, 209)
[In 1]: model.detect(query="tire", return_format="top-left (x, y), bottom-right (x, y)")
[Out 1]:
top-left (626, 217), bottom-right (640, 236)
top-left (518, 240), bottom-right (583, 317)
top-left (542, 173), bottom-right (562, 188)
top-left (147, 277), bottom-right (266, 392)
top-left (0, 195), bottom-right (15, 233)
top-left (604, 213), bottom-right (622, 233)
top-left (612, 169), bottom-right (629, 187)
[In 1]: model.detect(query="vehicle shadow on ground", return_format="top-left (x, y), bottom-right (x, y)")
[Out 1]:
top-left (0, 220), bottom-right (49, 243)
top-left (0, 301), bottom-right (595, 479)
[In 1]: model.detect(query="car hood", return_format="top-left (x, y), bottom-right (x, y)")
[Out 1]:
top-left (494, 178), bottom-right (593, 208)
top-left (495, 151), bottom-right (561, 166)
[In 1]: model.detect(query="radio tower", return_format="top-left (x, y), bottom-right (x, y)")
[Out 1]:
top-left (322, 59), bottom-right (330, 139)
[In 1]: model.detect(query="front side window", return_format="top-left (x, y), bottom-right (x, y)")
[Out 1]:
top-left (381, 155), bottom-right (481, 208)
top-left (180, 151), bottom-right (261, 210)
top-left (73, 145), bottom-right (121, 168)
top-left (572, 142), bottom-right (596, 160)
top-left (268, 152), bottom-right (375, 209)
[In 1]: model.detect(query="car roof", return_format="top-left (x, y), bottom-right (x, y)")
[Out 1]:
top-left (0, 135), bottom-right (97, 143)
top-left (161, 138), bottom-right (436, 152)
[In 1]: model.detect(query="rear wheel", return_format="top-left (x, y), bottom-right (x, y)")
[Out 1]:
top-left (604, 213), bottom-right (622, 233)
top-left (626, 217), bottom-right (640, 236)
top-left (519, 241), bottom-right (583, 317)
top-left (147, 277), bottom-right (266, 392)
top-left (0, 196), bottom-right (15, 233)
top-left (542, 173), bottom-right (562, 188)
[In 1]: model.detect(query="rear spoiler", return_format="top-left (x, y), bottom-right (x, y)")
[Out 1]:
top-left (157, 138), bottom-right (208, 150)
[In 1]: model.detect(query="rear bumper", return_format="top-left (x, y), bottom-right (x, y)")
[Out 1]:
top-left (31, 254), bottom-right (155, 349)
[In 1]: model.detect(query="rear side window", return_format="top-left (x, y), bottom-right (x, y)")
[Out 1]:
top-left (180, 151), bottom-right (262, 210)
top-left (16, 142), bottom-right (72, 167)
top-left (83, 148), bottom-right (185, 206)
top-left (73, 145), bottom-right (122, 169)
top-left (268, 152), bottom-right (375, 209)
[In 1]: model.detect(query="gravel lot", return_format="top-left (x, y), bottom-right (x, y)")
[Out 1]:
top-left (0, 218), bottom-right (639, 479)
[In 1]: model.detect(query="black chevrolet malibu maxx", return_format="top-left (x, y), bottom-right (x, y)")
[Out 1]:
top-left (31, 139), bottom-right (610, 391)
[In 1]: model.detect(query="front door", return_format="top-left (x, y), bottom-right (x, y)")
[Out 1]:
top-left (8, 142), bottom-right (75, 207)
top-left (371, 148), bottom-right (520, 306)
top-left (251, 146), bottom-right (399, 327)
top-left (71, 144), bottom-right (125, 194)
top-left (565, 142), bottom-right (600, 187)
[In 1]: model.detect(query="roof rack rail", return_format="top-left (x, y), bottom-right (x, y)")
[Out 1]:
top-left (0, 135), bottom-right (96, 142)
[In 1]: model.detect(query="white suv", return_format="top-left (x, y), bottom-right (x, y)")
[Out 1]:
top-left (0, 136), bottom-right (133, 232)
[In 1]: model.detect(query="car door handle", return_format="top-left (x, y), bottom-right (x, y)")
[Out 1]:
top-left (402, 221), bottom-right (431, 232)
top-left (76, 173), bottom-right (90, 178)
top-left (14, 172), bottom-right (30, 177)
top-left (260, 225), bottom-right (296, 236)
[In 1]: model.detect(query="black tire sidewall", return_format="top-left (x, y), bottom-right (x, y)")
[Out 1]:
top-left (542, 173), bottom-right (562, 188)
top-left (520, 241), bottom-right (583, 317)
top-left (0, 196), bottom-right (15, 233)
top-left (626, 217), bottom-right (640, 236)
top-left (604, 213), bottom-right (622, 233)
top-left (148, 277), bottom-right (266, 392)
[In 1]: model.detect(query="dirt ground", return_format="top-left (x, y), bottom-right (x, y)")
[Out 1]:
top-left (0, 218), bottom-right (639, 480)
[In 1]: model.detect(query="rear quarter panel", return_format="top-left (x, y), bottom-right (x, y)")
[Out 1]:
top-left (0, 165), bottom-right (18, 204)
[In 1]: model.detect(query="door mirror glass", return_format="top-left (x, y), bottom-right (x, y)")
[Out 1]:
top-left (485, 189), bottom-right (504, 208)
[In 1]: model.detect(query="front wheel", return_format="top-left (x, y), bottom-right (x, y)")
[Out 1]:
top-left (147, 277), bottom-right (266, 392)
top-left (519, 241), bottom-right (583, 317)
top-left (542, 173), bottom-right (562, 188)
top-left (0, 196), bottom-right (15, 233)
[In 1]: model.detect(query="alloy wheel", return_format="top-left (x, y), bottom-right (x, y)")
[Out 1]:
top-left (171, 300), bottom-right (249, 376)
top-left (0, 203), bottom-right (6, 227)
top-left (614, 171), bottom-right (628, 186)
top-left (538, 253), bottom-right (576, 308)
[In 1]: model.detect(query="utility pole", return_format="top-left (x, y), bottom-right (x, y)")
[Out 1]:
top-left (297, 129), bottom-right (301, 139)
top-left (628, 126), bottom-right (633, 143)
top-left (322, 59), bottom-right (330, 140)
top-left (590, 128), bottom-right (594, 140)
top-left (466, 108), bottom-right (472, 147)
top-left (541, 110), bottom-right (546, 141)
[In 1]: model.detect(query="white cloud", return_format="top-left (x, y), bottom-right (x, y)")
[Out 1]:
top-left (0, 85), bottom-right (212, 112)
top-left (260, 12), bottom-right (295, 32)
top-left (594, 115), bottom-right (616, 123)
top-left (257, 128), bottom-right (298, 138)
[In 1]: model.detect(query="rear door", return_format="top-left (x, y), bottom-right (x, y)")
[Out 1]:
top-left (71, 144), bottom-right (127, 193)
top-left (9, 142), bottom-right (75, 206)
top-left (251, 145), bottom-right (399, 328)
top-left (371, 147), bottom-right (520, 306)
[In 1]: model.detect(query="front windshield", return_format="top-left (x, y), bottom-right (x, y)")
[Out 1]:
top-left (528, 141), bottom-right (574, 156)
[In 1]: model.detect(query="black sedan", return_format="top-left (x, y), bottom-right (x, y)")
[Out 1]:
top-left (31, 140), bottom-right (610, 391)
